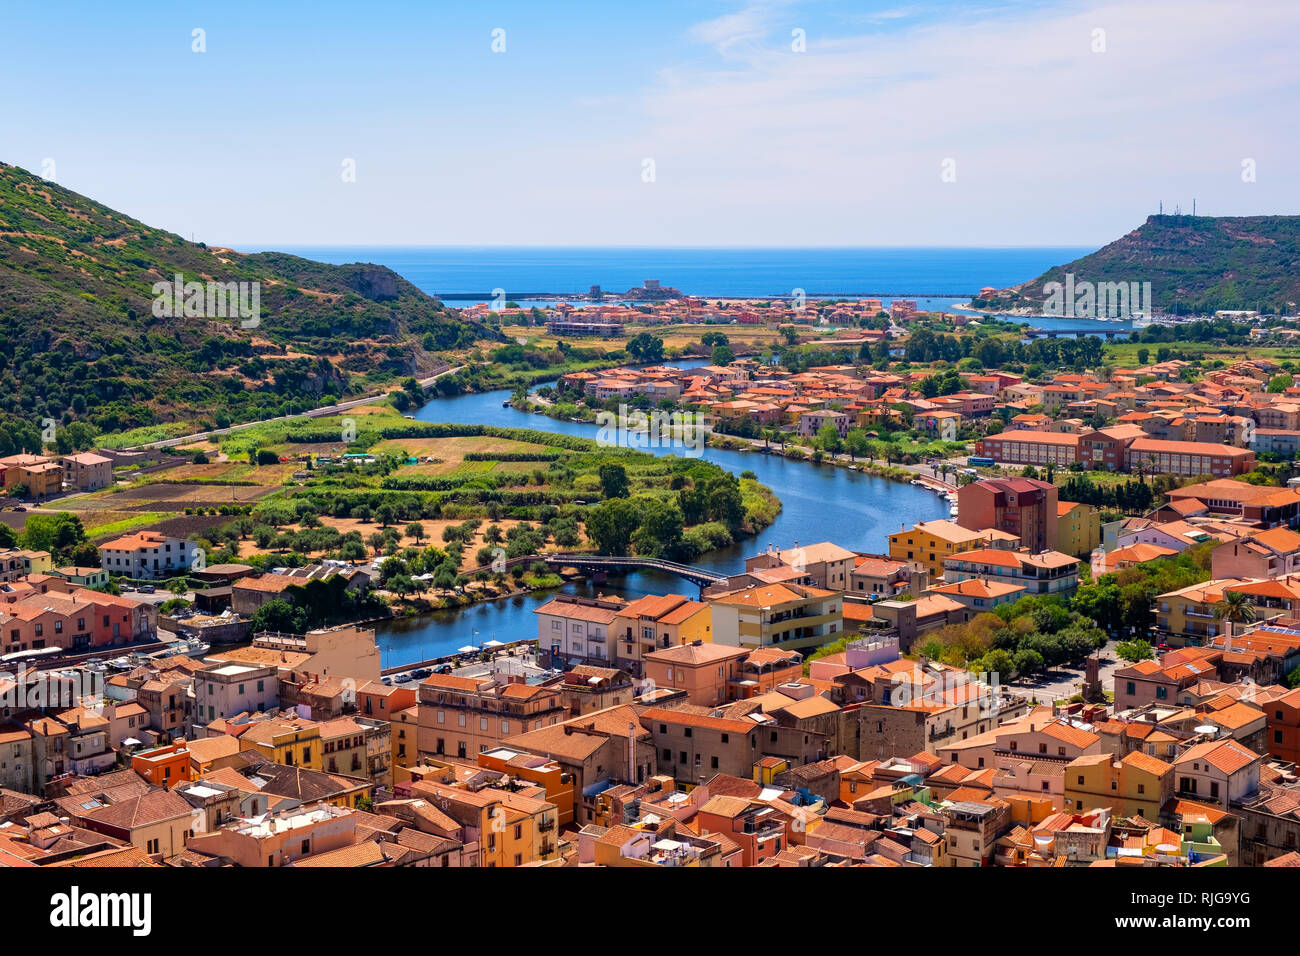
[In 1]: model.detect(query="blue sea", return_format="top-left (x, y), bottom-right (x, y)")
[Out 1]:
top-left (260, 245), bottom-right (1091, 315)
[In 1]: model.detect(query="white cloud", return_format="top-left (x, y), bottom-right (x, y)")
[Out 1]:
top-left (152, 0), bottom-right (1300, 246)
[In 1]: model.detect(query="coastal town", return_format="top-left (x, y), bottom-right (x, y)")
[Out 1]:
top-left (6, 327), bottom-right (1300, 870)
top-left (7, 8), bottom-right (1300, 942)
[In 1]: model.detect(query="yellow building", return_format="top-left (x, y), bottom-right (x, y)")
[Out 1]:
top-left (888, 519), bottom-right (1011, 579)
top-left (237, 717), bottom-right (323, 770)
top-left (612, 593), bottom-right (713, 675)
top-left (754, 756), bottom-right (789, 787)
top-left (707, 583), bottom-right (841, 652)
top-left (410, 778), bottom-right (559, 866)
top-left (0, 548), bottom-right (52, 583)
top-left (0, 454), bottom-right (63, 498)
top-left (478, 746), bottom-right (577, 827)
top-left (1056, 500), bottom-right (1101, 558)
top-left (1064, 751), bottom-right (1174, 819)
top-left (1153, 579), bottom-right (1245, 644)
top-left (391, 705), bottom-right (419, 784)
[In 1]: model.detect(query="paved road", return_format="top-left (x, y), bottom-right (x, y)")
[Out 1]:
top-left (123, 588), bottom-right (196, 607)
top-left (128, 365), bottom-right (462, 451)
top-left (1009, 640), bottom-right (1123, 706)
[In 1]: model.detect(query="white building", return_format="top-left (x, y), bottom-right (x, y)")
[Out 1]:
top-left (99, 531), bottom-right (202, 579)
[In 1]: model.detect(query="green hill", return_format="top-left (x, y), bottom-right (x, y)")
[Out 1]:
top-left (972, 214), bottom-right (1300, 316)
top-left (0, 161), bottom-right (495, 453)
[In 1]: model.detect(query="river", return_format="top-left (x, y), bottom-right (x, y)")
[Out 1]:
top-left (373, 382), bottom-right (948, 667)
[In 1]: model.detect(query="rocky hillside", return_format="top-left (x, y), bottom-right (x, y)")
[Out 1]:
top-left (0, 161), bottom-right (495, 448)
top-left (972, 214), bottom-right (1300, 316)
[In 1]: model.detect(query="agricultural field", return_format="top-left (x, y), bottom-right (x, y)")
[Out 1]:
top-left (14, 398), bottom-right (780, 616)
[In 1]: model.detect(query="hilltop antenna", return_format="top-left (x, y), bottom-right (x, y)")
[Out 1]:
top-left (1193, 199), bottom-right (1197, 216)
top-left (1159, 200), bottom-right (1163, 215)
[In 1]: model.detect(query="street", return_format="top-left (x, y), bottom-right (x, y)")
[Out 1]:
top-left (1007, 640), bottom-right (1123, 707)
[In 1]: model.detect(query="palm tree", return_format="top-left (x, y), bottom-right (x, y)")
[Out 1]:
top-left (1214, 590), bottom-right (1257, 641)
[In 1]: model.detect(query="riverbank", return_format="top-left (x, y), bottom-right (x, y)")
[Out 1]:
top-left (361, 383), bottom-right (950, 666)
top-left (512, 390), bottom-right (965, 493)
top-left (236, 415), bottom-right (778, 582)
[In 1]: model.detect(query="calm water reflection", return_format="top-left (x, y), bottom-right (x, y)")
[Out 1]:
top-left (375, 381), bottom-right (947, 666)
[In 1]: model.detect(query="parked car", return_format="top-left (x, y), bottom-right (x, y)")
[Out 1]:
top-left (433, 664), bottom-right (453, 675)
top-left (411, 667), bottom-right (431, 679)
top-left (394, 672), bottom-right (412, 683)
top-left (139, 584), bottom-right (156, 594)
top-left (381, 676), bottom-right (393, 686)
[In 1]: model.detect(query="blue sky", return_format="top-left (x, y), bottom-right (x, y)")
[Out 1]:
top-left (2, 0), bottom-right (1297, 246)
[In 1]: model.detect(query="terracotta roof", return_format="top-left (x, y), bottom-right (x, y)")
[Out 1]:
top-left (646, 642), bottom-right (746, 666)
top-left (616, 594), bottom-right (691, 620)
top-left (1121, 750), bottom-right (1174, 777)
top-left (532, 597), bottom-right (624, 625)
top-left (1175, 739), bottom-right (1260, 776)
top-left (80, 789), bottom-right (196, 830)
top-left (929, 579), bottom-right (1025, 599)
top-left (640, 707), bottom-right (755, 735)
